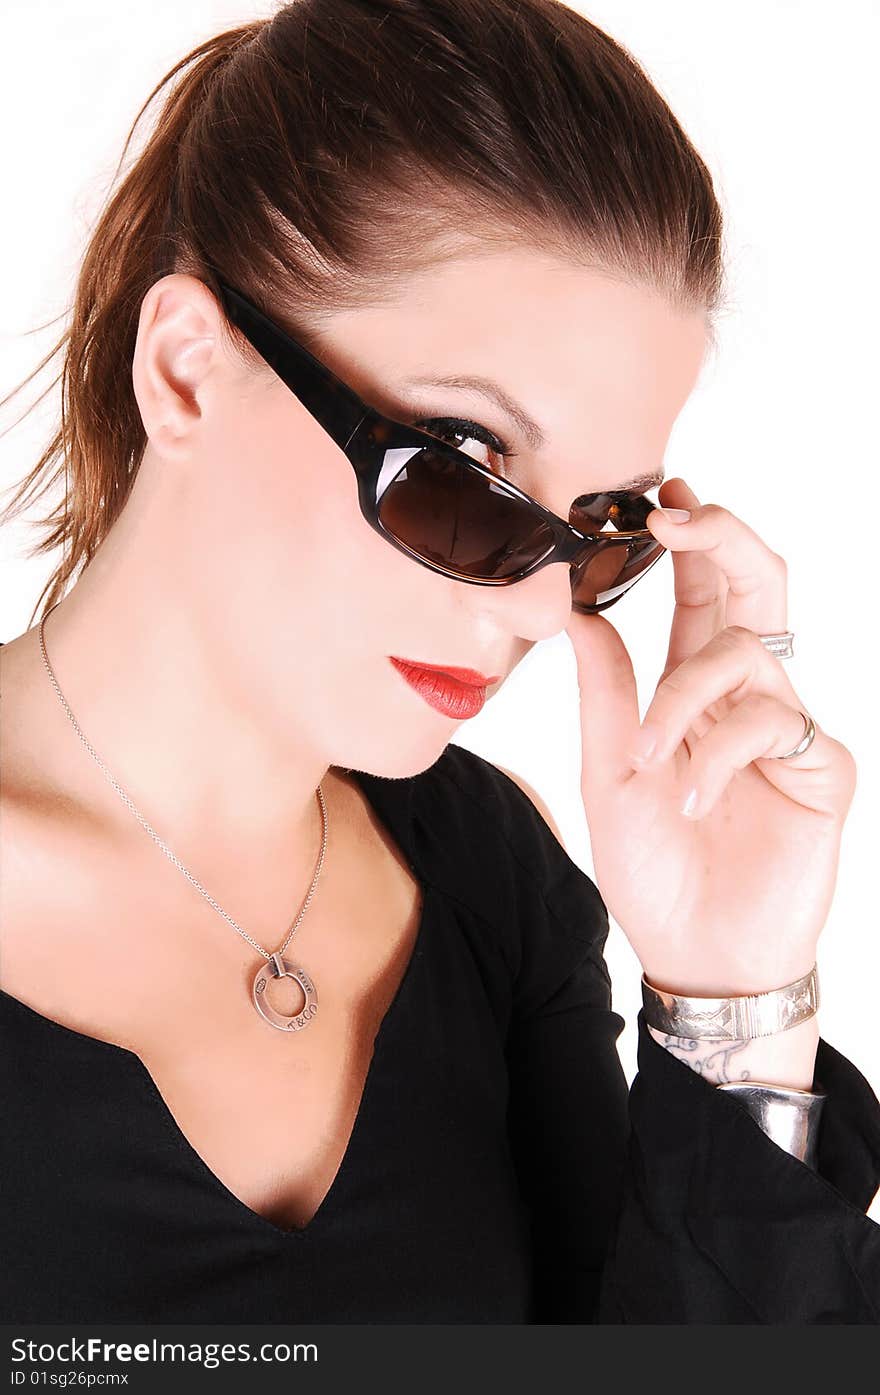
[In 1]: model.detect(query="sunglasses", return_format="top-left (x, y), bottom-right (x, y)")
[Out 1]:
top-left (214, 280), bottom-right (668, 614)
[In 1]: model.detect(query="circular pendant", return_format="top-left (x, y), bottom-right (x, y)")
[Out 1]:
top-left (252, 951), bottom-right (318, 1031)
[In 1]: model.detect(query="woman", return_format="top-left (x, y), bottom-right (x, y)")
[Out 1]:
top-left (1, 0), bottom-right (878, 1324)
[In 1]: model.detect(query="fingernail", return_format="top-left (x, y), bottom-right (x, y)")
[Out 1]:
top-left (628, 725), bottom-right (659, 764)
top-left (681, 786), bottom-right (699, 817)
top-left (654, 507), bottom-right (691, 523)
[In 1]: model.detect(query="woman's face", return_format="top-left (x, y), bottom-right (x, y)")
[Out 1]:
top-left (134, 248), bottom-right (708, 781)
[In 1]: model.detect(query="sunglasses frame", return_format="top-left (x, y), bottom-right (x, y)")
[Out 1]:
top-left (214, 278), bottom-right (668, 613)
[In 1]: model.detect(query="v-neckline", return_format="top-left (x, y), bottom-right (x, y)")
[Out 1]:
top-left (0, 764), bottom-right (433, 1243)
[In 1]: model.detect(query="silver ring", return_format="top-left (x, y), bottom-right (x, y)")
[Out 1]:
top-left (759, 631), bottom-right (794, 660)
top-left (773, 709), bottom-right (816, 761)
top-left (757, 633), bottom-right (814, 760)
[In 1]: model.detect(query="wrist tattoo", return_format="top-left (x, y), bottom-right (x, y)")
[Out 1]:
top-left (648, 1025), bottom-right (751, 1084)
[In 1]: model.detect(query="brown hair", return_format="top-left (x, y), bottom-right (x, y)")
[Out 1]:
top-left (1, 0), bottom-right (727, 628)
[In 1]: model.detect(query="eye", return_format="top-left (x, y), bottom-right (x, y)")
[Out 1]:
top-left (412, 416), bottom-right (514, 477)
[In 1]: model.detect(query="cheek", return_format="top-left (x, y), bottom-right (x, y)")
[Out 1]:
top-left (206, 391), bottom-right (445, 653)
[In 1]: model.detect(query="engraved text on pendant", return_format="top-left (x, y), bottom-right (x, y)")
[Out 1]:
top-left (252, 952), bottom-right (318, 1031)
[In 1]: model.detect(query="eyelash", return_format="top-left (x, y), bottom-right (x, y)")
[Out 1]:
top-left (411, 415), bottom-right (516, 474)
top-left (409, 415), bottom-right (656, 523)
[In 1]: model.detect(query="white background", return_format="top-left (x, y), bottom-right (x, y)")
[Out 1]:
top-left (1, 1), bottom-right (878, 1222)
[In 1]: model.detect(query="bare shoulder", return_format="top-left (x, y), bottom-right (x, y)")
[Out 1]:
top-left (0, 627), bottom-right (63, 807)
top-left (0, 632), bottom-right (37, 802)
top-left (490, 763), bottom-right (567, 852)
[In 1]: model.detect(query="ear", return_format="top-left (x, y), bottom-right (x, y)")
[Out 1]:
top-left (131, 272), bottom-right (225, 461)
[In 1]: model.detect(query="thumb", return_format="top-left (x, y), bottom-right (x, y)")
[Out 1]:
top-left (564, 610), bottom-right (642, 795)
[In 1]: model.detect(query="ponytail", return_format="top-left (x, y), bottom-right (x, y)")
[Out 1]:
top-left (0, 21), bottom-right (266, 626)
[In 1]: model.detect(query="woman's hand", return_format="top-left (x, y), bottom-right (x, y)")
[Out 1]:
top-left (564, 476), bottom-right (858, 997)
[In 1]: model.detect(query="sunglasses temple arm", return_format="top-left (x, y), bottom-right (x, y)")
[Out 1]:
top-left (217, 283), bottom-right (367, 450)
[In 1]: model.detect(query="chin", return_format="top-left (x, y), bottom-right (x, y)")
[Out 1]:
top-left (334, 728), bottom-right (454, 783)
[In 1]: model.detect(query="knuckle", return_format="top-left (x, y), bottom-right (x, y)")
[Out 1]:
top-left (736, 690), bottom-right (775, 723)
top-left (746, 690), bottom-right (776, 716)
top-left (677, 582), bottom-right (719, 608)
top-left (655, 667), bottom-right (686, 699)
top-left (823, 740), bottom-right (859, 811)
top-left (718, 624), bottom-right (755, 651)
top-left (835, 741), bottom-right (858, 784)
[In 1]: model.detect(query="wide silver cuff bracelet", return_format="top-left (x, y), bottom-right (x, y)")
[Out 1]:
top-left (641, 964), bottom-right (819, 1040)
top-left (716, 1080), bottom-right (827, 1169)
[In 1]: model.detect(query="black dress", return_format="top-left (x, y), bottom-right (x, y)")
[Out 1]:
top-left (2, 729), bottom-right (880, 1323)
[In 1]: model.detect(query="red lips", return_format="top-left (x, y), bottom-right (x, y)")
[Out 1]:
top-left (390, 658), bottom-right (494, 720)
top-left (390, 658), bottom-right (500, 687)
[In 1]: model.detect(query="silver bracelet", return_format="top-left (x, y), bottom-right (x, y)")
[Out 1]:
top-left (641, 964), bottom-right (819, 1040)
top-left (716, 1080), bottom-right (827, 1170)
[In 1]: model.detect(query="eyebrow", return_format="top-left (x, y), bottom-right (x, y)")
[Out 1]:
top-left (401, 372), bottom-right (665, 493)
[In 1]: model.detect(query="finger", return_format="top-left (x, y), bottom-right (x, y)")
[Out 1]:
top-left (651, 476), bottom-right (727, 681)
top-left (647, 478), bottom-right (788, 677)
top-left (678, 692), bottom-right (850, 821)
top-left (564, 610), bottom-right (642, 796)
top-left (628, 625), bottom-right (801, 767)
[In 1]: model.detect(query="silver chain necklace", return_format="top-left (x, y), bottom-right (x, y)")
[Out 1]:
top-left (38, 599), bottom-right (327, 1033)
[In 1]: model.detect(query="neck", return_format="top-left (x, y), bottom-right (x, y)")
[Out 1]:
top-left (4, 532), bottom-right (341, 902)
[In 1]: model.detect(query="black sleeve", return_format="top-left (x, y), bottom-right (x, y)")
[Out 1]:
top-left (505, 898), bottom-right (880, 1324)
top-left (599, 1008), bottom-right (880, 1322)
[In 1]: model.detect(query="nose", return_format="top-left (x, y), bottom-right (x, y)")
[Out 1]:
top-left (470, 560), bottom-right (574, 644)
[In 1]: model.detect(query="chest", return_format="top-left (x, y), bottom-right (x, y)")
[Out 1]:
top-left (133, 986), bottom-right (402, 1231)
top-left (0, 782), bottom-right (425, 1233)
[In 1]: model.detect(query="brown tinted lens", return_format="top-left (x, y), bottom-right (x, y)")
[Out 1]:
top-left (376, 443), bottom-right (557, 578)
top-left (568, 489), bottom-right (664, 611)
top-left (570, 534), bottom-right (666, 611)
